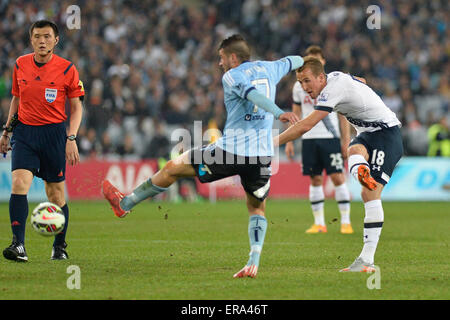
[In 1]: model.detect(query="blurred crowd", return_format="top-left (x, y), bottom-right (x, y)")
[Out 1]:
top-left (0, 0), bottom-right (448, 160)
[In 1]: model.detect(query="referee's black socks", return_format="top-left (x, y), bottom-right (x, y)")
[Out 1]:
top-left (54, 204), bottom-right (69, 247)
top-left (9, 194), bottom-right (28, 244)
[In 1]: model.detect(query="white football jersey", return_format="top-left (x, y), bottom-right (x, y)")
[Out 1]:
top-left (315, 72), bottom-right (401, 135)
top-left (292, 81), bottom-right (341, 139)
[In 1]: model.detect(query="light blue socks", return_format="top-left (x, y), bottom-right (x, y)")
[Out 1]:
top-left (120, 179), bottom-right (168, 211)
top-left (246, 215), bottom-right (268, 267)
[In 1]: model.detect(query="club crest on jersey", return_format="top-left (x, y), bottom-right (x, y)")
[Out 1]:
top-left (45, 88), bottom-right (57, 103)
top-left (318, 92), bottom-right (329, 102)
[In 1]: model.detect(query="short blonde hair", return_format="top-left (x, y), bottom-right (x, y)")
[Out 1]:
top-left (296, 56), bottom-right (325, 76)
top-left (305, 45), bottom-right (324, 58)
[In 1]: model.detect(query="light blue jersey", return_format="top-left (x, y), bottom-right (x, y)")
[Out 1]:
top-left (216, 57), bottom-right (294, 157)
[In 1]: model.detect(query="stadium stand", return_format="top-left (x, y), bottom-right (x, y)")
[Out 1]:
top-left (0, 0), bottom-right (448, 159)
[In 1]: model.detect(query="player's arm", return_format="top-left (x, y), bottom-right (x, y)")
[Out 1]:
top-left (292, 102), bottom-right (302, 118)
top-left (285, 102), bottom-right (302, 160)
top-left (277, 78), bottom-right (344, 147)
top-left (3, 62), bottom-right (20, 137)
top-left (0, 96), bottom-right (19, 155)
top-left (274, 110), bottom-right (329, 147)
top-left (338, 113), bottom-right (350, 160)
top-left (246, 89), bottom-right (299, 124)
top-left (68, 97), bottom-right (82, 138)
top-left (66, 97), bottom-right (83, 166)
top-left (2, 96), bottom-right (19, 135)
top-left (286, 56), bottom-right (304, 70)
top-left (271, 56), bottom-right (304, 83)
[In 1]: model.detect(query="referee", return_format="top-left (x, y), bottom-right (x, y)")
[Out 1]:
top-left (1, 20), bottom-right (84, 261)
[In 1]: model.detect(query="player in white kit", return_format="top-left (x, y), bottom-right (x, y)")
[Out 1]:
top-left (285, 46), bottom-right (353, 234)
top-left (275, 57), bottom-right (403, 272)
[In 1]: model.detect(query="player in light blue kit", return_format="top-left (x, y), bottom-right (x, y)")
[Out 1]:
top-left (103, 34), bottom-right (304, 278)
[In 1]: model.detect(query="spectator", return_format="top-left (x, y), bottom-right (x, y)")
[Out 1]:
top-left (99, 132), bottom-right (115, 158)
top-left (427, 116), bottom-right (450, 157)
top-left (117, 133), bottom-right (139, 160)
top-left (79, 127), bottom-right (98, 157)
top-left (143, 121), bottom-right (170, 160)
top-left (382, 84), bottom-right (403, 119)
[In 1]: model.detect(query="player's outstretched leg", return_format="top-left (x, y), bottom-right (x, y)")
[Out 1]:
top-left (357, 165), bottom-right (377, 191)
top-left (348, 153), bottom-right (377, 191)
top-left (103, 151), bottom-right (195, 217)
top-left (102, 180), bottom-right (130, 218)
top-left (102, 178), bottom-right (168, 218)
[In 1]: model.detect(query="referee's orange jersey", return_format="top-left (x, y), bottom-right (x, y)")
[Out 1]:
top-left (11, 53), bottom-right (85, 125)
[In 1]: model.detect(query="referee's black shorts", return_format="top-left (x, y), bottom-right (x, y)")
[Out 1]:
top-left (11, 121), bottom-right (67, 182)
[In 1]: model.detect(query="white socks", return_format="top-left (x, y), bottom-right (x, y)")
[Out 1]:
top-left (309, 185), bottom-right (325, 226)
top-left (348, 154), bottom-right (369, 181)
top-left (359, 199), bottom-right (384, 264)
top-left (335, 183), bottom-right (351, 224)
top-left (309, 184), bottom-right (351, 225)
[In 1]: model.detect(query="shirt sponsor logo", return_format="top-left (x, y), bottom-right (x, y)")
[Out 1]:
top-left (45, 88), bottom-right (57, 103)
top-left (244, 114), bottom-right (266, 121)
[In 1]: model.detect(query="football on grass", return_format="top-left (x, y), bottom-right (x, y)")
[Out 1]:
top-left (31, 202), bottom-right (65, 236)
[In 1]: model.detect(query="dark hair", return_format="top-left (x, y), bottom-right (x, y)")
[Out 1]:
top-left (29, 20), bottom-right (59, 38)
top-left (305, 45), bottom-right (324, 58)
top-left (218, 34), bottom-right (251, 62)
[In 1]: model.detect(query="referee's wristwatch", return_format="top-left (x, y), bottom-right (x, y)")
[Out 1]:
top-left (67, 135), bottom-right (77, 141)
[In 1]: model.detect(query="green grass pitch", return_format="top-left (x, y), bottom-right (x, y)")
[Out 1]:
top-left (0, 199), bottom-right (448, 300)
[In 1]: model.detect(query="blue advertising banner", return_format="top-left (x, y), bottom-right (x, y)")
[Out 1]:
top-left (0, 162), bottom-right (47, 202)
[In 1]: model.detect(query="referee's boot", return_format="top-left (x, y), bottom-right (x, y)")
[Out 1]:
top-left (51, 242), bottom-right (69, 260)
top-left (3, 235), bottom-right (28, 262)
